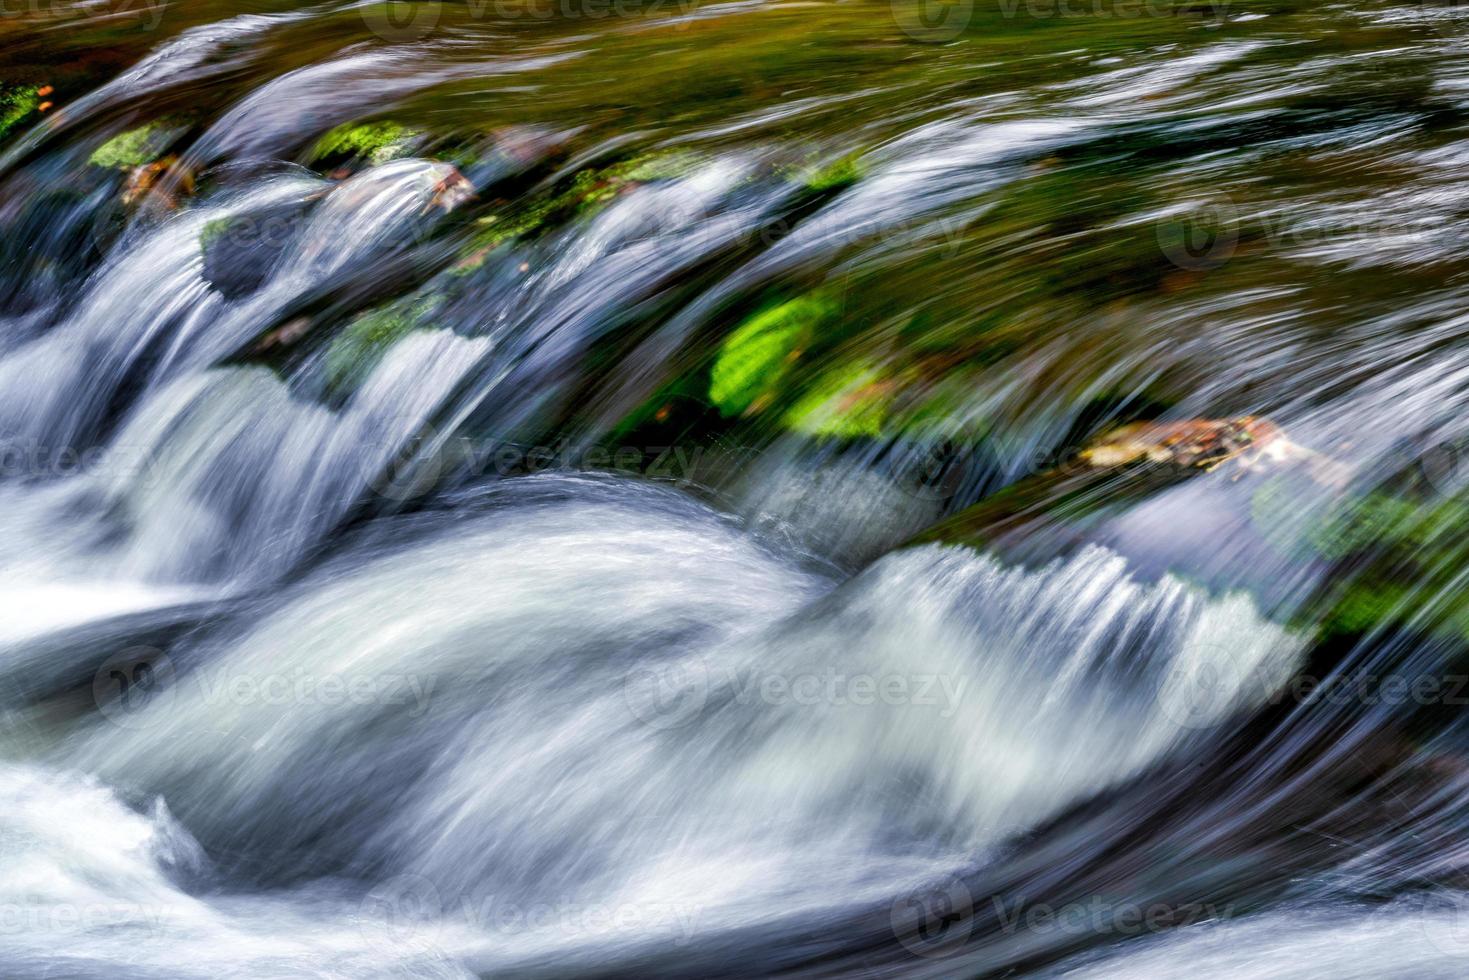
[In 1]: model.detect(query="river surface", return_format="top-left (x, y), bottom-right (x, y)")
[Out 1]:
top-left (3, 1), bottom-right (1469, 977)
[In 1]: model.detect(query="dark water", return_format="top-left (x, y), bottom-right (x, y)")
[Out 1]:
top-left (3, 1), bottom-right (1469, 977)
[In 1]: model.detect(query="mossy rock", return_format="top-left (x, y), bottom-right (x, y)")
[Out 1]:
top-left (308, 121), bottom-right (421, 169)
top-left (782, 360), bottom-right (891, 438)
top-left (0, 84), bottom-right (40, 145)
top-left (89, 121), bottom-right (183, 169)
top-left (927, 442), bottom-right (1469, 653)
top-left (454, 153), bottom-right (687, 271)
top-left (605, 150), bottom-right (705, 184)
top-left (200, 195), bottom-right (322, 300)
top-left (708, 294), bottom-right (838, 418)
top-left (321, 299), bottom-right (433, 397)
top-left (785, 151), bottom-right (864, 193)
top-left (1287, 484), bottom-right (1469, 646)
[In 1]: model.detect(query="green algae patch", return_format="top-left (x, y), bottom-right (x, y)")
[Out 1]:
top-left (199, 217), bottom-right (232, 252)
top-left (454, 153), bottom-right (690, 272)
top-left (0, 85), bottom-right (40, 144)
top-left (89, 122), bottom-right (178, 169)
top-left (310, 121), bottom-right (419, 167)
top-left (783, 361), bottom-right (890, 438)
top-left (708, 295), bottom-right (837, 417)
top-left (322, 299), bottom-right (433, 396)
top-left (607, 150), bottom-right (704, 183)
top-left (787, 152), bottom-right (864, 193)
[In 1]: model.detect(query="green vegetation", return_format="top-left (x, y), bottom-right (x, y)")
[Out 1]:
top-left (788, 152), bottom-right (863, 193)
top-left (89, 122), bottom-right (177, 169)
top-left (783, 361), bottom-right (889, 438)
top-left (309, 120), bottom-right (419, 167)
top-left (455, 150), bottom-right (709, 272)
top-left (0, 85), bottom-right (40, 144)
top-left (708, 295), bottom-right (836, 417)
top-left (321, 299), bottom-right (433, 396)
top-left (199, 216), bottom-right (232, 251)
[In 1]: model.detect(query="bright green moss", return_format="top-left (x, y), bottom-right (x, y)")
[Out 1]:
top-left (309, 121), bottom-right (418, 167)
top-left (322, 300), bottom-right (432, 394)
top-left (0, 85), bottom-right (39, 144)
top-left (89, 122), bottom-right (176, 169)
top-left (793, 152), bottom-right (863, 192)
top-left (783, 361), bottom-right (888, 438)
top-left (708, 295), bottom-right (836, 417)
top-left (608, 150), bottom-right (705, 183)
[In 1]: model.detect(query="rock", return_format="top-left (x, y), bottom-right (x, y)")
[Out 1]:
top-left (1081, 416), bottom-right (1350, 486)
top-left (89, 122), bottom-right (181, 170)
top-left (307, 120), bottom-right (421, 171)
top-left (200, 193), bottom-right (325, 300)
top-left (913, 414), bottom-right (1345, 583)
top-left (1082, 416), bottom-right (1278, 469)
top-left (320, 299), bottom-right (430, 398)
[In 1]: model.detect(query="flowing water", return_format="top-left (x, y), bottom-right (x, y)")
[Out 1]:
top-left (3, 1), bottom-right (1469, 976)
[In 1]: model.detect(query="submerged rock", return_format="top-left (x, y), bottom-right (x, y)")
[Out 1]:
top-left (200, 193), bottom-right (325, 300)
top-left (89, 122), bottom-right (180, 170)
top-left (319, 299), bottom-right (431, 397)
top-left (253, 316), bottom-right (312, 352)
top-left (916, 415), bottom-right (1469, 656)
top-left (307, 120), bottom-right (421, 172)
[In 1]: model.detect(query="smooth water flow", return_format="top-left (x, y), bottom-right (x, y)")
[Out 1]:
top-left (4, 1), bottom-right (1469, 976)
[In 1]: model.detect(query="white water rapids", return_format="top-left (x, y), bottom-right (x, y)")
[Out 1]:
top-left (0, 177), bottom-right (1303, 968)
top-left (11, 3), bottom-right (1469, 975)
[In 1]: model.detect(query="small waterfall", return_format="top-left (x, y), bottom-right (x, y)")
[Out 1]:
top-left (3, 0), bottom-right (1469, 976)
